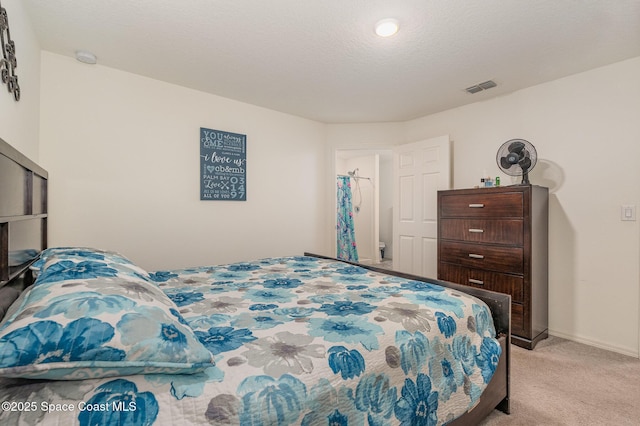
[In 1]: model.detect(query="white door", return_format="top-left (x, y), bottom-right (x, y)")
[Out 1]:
top-left (392, 136), bottom-right (451, 276)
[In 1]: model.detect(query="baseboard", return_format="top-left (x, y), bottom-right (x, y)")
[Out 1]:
top-left (549, 329), bottom-right (639, 359)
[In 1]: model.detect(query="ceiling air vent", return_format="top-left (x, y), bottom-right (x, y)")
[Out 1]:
top-left (465, 80), bottom-right (497, 94)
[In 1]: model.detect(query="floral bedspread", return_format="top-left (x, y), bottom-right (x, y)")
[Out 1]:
top-left (0, 256), bottom-right (501, 425)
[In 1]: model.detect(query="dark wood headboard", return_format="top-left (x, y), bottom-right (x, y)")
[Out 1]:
top-left (0, 137), bottom-right (48, 288)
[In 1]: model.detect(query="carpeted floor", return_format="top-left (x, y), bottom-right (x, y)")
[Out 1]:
top-left (480, 336), bottom-right (640, 425)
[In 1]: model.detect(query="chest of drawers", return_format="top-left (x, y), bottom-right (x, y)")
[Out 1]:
top-left (437, 185), bottom-right (548, 349)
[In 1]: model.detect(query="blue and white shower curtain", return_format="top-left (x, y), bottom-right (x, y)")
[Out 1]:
top-left (336, 176), bottom-right (359, 262)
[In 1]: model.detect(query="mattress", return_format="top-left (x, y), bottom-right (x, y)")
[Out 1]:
top-left (0, 250), bottom-right (501, 425)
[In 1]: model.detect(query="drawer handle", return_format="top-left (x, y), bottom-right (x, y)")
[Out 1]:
top-left (468, 253), bottom-right (484, 259)
top-left (469, 278), bottom-right (484, 285)
top-left (468, 203), bottom-right (485, 208)
top-left (468, 228), bottom-right (484, 233)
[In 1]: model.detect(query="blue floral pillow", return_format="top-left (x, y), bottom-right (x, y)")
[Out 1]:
top-left (0, 253), bottom-right (215, 380)
top-left (30, 247), bottom-right (151, 282)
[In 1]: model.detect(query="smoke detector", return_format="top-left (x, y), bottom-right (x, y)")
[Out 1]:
top-left (75, 50), bottom-right (97, 65)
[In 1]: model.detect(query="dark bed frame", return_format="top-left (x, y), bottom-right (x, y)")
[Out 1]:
top-left (0, 136), bottom-right (509, 423)
top-left (0, 137), bottom-right (47, 291)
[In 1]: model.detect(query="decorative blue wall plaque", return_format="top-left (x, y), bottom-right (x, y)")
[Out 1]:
top-left (200, 128), bottom-right (247, 201)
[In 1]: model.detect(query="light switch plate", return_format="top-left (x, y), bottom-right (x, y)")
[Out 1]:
top-left (621, 204), bottom-right (636, 221)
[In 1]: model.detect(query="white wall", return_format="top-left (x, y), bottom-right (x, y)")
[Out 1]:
top-left (0, 0), bottom-right (40, 160)
top-left (328, 57), bottom-right (640, 357)
top-left (39, 52), bottom-right (327, 270)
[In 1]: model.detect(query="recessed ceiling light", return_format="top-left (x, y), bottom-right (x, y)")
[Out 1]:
top-left (75, 50), bottom-right (97, 65)
top-left (375, 19), bottom-right (399, 37)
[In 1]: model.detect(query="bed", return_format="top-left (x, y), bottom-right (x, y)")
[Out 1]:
top-left (0, 137), bottom-right (510, 425)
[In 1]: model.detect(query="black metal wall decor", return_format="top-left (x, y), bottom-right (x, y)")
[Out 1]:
top-left (0, 0), bottom-right (20, 101)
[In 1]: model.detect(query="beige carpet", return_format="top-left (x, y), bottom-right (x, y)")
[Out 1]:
top-left (480, 336), bottom-right (640, 425)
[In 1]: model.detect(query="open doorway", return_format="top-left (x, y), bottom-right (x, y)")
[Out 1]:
top-left (333, 135), bottom-right (451, 275)
top-left (335, 149), bottom-right (393, 267)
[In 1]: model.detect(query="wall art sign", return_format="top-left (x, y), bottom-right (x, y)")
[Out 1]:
top-left (200, 127), bottom-right (247, 201)
top-left (0, 0), bottom-right (20, 101)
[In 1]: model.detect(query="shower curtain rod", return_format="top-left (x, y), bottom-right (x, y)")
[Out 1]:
top-left (337, 174), bottom-right (372, 181)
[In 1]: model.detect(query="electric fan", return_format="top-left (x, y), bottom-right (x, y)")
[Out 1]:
top-left (496, 139), bottom-right (538, 185)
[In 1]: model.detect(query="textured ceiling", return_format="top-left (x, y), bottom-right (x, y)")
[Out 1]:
top-left (22, 0), bottom-right (640, 123)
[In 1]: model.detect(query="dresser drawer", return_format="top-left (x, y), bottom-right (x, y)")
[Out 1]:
top-left (440, 218), bottom-right (523, 245)
top-left (439, 192), bottom-right (524, 218)
top-left (440, 241), bottom-right (523, 274)
top-left (438, 263), bottom-right (524, 303)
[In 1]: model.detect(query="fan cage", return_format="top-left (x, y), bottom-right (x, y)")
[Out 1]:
top-left (496, 139), bottom-right (537, 183)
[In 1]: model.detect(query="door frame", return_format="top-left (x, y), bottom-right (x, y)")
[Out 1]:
top-left (330, 145), bottom-right (394, 260)
top-left (329, 137), bottom-right (451, 268)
